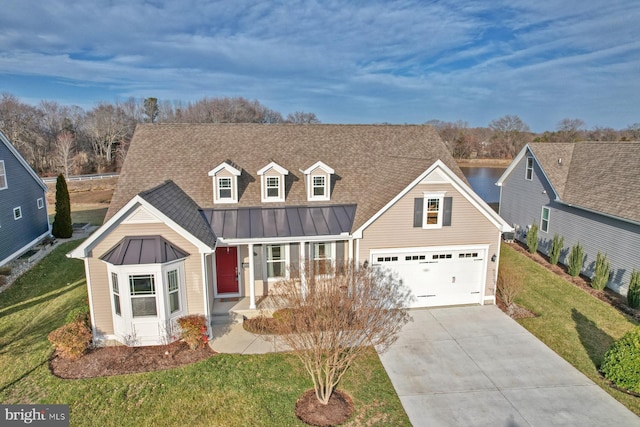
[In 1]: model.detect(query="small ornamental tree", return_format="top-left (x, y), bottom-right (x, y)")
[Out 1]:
top-left (268, 262), bottom-right (411, 408)
top-left (549, 233), bottom-right (564, 265)
top-left (590, 252), bottom-right (610, 290)
top-left (52, 174), bottom-right (73, 238)
top-left (526, 222), bottom-right (539, 254)
top-left (567, 242), bottom-right (584, 277)
top-left (627, 270), bottom-right (640, 309)
top-left (497, 262), bottom-right (523, 317)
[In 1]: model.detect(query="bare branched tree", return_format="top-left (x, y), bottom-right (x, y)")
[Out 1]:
top-left (267, 263), bottom-right (411, 405)
top-left (286, 111), bottom-right (321, 124)
top-left (488, 115), bottom-right (531, 158)
top-left (556, 118), bottom-right (586, 141)
top-left (55, 131), bottom-right (76, 177)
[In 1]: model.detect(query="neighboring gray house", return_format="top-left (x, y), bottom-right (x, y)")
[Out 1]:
top-left (0, 131), bottom-right (50, 267)
top-left (497, 142), bottom-right (640, 294)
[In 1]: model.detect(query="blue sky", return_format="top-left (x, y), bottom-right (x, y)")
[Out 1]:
top-left (1, 0), bottom-right (638, 131)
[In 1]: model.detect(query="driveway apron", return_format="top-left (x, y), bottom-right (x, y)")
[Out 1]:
top-left (378, 305), bottom-right (640, 426)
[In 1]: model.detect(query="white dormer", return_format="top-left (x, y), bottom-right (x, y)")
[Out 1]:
top-left (302, 161), bottom-right (334, 201)
top-left (257, 161), bottom-right (288, 202)
top-left (208, 161), bottom-right (242, 204)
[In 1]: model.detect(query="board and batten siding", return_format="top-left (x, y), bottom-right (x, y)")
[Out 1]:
top-left (359, 182), bottom-right (501, 299)
top-left (87, 222), bottom-right (206, 337)
top-left (0, 141), bottom-right (49, 265)
top-left (499, 149), bottom-right (640, 293)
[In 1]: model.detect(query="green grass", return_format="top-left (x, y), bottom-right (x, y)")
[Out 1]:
top-left (49, 208), bottom-right (108, 226)
top-left (0, 241), bottom-right (409, 426)
top-left (501, 244), bottom-right (640, 415)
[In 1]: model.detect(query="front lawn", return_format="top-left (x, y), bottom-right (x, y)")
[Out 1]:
top-left (501, 244), bottom-right (640, 415)
top-left (0, 241), bottom-right (409, 426)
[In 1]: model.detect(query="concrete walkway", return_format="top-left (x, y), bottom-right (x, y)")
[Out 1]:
top-left (209, 323), bottom-right (291, 354)
top-left (378, 305), bottom-right (640, 426)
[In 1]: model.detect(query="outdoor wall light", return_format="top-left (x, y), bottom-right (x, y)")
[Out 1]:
top-left (491, 254), bottom-right (497, 262)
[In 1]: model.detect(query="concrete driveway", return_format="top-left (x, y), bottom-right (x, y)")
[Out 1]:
top-left (378, 305), bottom-right (640, 426)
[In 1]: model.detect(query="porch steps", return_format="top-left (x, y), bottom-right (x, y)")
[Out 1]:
top-left (211, 311), bottom-right (240, 325)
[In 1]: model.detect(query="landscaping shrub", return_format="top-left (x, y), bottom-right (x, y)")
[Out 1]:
top-left (628, 270), bottom-right (640, 309)
top-left (497, 263), bottom-right (523, 316)
top-left (526, 221), bottom-right (539, 254)
top-left (65, 304), bottom-right (90, 325)
top-left (0, 266), bottom-right (11, 276)
top-left (48, 319), bottom-right (92, 360)
top-left (243, 315), bottom-right (278, 334)
top-left (549, 233), bottom-right (564, 265)
top-left (600, 327), bottom-right (640, 393)
top-left (177, 315), bottom-right (209, 349)
top-left (591, 252), bottom-right (611, 290)
top-left (567, 242), bottom-right (584, 277)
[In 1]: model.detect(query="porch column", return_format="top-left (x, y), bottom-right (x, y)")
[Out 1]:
top-left (299, 241), bottom-right (307, 300)
top-left (248, 243), bottom-right (256, 309)
top-left (347, 238), bottom-right (353, 264)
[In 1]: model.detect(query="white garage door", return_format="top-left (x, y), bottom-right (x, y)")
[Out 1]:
top-left (371, 247), bottom-right (487, 308)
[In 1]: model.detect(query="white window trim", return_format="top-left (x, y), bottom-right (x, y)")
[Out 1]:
top-left (37, 197), bottom-right (44, 209)
top-left (310, 174), bottom-right (330, 201)
top-left (258, 162), bottom-right (288, 203)
top-left (209, 162), bottom-right (241, 204)
top-left (215, 176), bottom-right (237, 203)
top-left (312, 241), bottom-right (336, 277)
top-left (0, 160), bottom-right (7, 190)
top-left (422, 192), bottom-right (446, 229)
top-left (541, 207), bottom-right (550, 233)
top-left (302, 161), bottom-right (334, 201)
top-left (263, 244), bottom-right (290, 281)
top-left (525, 157), bottom-right (534, 181)
top-left (107, 261), bottom-right (187, 344)
top-left (13, 206), bottom-right (22, 220)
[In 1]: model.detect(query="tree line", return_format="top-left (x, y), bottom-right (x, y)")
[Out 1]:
top-left (0, 93), bottom-right (319, 176)
top-left (1, 91), bottom-right (638, 176)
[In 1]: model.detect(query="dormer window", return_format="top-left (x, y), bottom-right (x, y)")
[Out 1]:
top-left (209, 161), bottom-right (241, 204)
top-left (302, 161), bottom-right (334, 201)
top-left (257, 161), bottom-right (288, 203)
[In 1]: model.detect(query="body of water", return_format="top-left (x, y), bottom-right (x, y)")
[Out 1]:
top-left (459, 167), bottom-right (506, 204)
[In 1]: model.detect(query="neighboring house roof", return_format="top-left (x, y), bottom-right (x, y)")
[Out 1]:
top-left (100, 235), bottom-right (189, 265)
top-left (499, 142), bottom-right (640, 224)
top-left (107, 124), bottom-right (464, 231)
top-left (203, 204), bottom-right (356, 241)
top-left (138, 180), bottom-right (217, 248)
top-left (0, 130), bottom-right (48, 192)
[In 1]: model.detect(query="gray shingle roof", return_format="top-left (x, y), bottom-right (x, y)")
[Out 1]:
top-left (138, 180), bottom-right (217, 248)
top-left (108, 124), bottom-right (462, 232)
top-left (529, 142), bottom-right (640, 223)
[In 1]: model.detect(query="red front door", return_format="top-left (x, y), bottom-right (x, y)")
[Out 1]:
top-left (216, 247), bottom-right (239, 294)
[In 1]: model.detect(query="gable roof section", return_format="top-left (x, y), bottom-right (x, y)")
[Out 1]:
top-left (499, 142), bottom-right (640, 224)
top-left (100, 235), bottom-right (190, 265)
top-left (107, 124), bottom-right (464, 231)
top-left (0, 130), bottom-right (48, 192)
top-left (68, 180), bottom-right (216, 259)
top-left (354, 160), bottom-right (512, 237)
top-left (138, 180), bottom-right (217, 248)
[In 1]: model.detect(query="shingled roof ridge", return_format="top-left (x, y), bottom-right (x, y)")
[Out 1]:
top-left (138, 180), bottom-right (217, 248)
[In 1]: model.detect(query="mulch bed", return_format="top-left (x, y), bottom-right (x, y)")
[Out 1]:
top-left (50, 341), bottom-right (215, 379)
top-left (505, 242), bottom-right (640, 321)
top-left (295, 389), bottom-right (354, 426)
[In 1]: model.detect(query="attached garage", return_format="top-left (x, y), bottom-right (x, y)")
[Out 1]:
top-left (370, 245), bottom-right (489, 308)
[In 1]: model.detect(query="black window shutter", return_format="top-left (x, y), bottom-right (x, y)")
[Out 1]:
top-left (443, 197), bottom-right (453, 226)
top-left (413, 198), bottom-right (423, 227)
